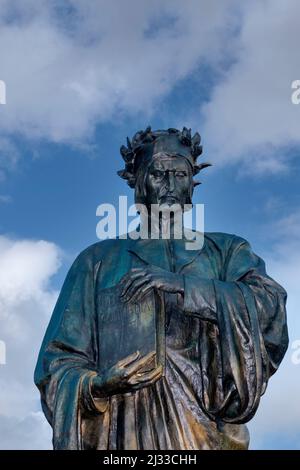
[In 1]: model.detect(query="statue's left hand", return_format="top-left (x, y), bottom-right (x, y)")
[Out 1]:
top-left (120, 266), bottom-right (184, 303)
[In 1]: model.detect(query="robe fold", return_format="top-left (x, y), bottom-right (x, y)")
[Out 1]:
top-left (34, 232), bottom-right (288, 449)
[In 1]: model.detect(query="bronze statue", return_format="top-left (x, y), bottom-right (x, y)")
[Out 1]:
top-left (34, 127), bottom-right (288, 450)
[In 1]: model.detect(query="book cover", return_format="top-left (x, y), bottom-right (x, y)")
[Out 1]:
top-left (97, 284), bottom-right (166, 376)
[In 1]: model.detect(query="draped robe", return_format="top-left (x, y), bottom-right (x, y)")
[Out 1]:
top-left (34, 232), bottom-right (288, 450)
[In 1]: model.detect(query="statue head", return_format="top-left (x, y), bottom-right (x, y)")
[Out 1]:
top-left (118, 126), bottom-right (211, 209)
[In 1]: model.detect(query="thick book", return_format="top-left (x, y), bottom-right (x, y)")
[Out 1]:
top-left (96, 284), bottom-right (166, 376)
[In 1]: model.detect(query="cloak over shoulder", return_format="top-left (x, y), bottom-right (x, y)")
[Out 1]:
top-left (34, 233), bottom-right (288, 449)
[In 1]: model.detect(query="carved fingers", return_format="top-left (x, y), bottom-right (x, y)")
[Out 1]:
top-left (119, 266), bottom-right (183, 303)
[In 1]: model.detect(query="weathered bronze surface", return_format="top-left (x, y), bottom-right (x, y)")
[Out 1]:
top-left (34, 127), bottom-right (288, 450)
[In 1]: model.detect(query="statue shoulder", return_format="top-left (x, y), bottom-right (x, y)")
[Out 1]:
top-left (204, 231), bottom-right (253, 256)
top-left (72, 238), bottom-right (126, 271)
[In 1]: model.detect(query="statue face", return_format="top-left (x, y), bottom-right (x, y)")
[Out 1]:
top-left (144, 155), bottom-right (193, 208)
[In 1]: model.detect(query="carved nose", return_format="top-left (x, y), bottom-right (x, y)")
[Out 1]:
top-left (167, 172), bottom-right (175, 192)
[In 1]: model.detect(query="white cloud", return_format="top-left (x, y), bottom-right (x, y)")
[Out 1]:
top-left (202, 0), bottom-right (300, 173)
top-left (0, 0), bottom-right (299, 175)
top-left (0, 412), bottom-right (52, 450)
top-left (0, 235), bottom-right (61, 449)
top-left (0, 0), bottom-right (239, 147)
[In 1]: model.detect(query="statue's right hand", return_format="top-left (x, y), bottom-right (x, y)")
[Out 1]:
top-left (90, 350), bottom-right (162, 398)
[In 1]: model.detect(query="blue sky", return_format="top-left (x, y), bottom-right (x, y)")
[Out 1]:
top-left (0, 0), bottom-right (300, 449)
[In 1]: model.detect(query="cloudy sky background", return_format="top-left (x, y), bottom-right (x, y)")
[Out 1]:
top-left (0, 0), bottom-right (299, 449)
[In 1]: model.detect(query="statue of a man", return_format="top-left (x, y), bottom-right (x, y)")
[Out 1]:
top-left (34, 127), bottom-right (288, 450)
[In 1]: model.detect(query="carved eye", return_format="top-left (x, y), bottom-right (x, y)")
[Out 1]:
top-left (152, 170), bottom-right (164, 179)
top-left (175, 171), bottom-right (187, 178)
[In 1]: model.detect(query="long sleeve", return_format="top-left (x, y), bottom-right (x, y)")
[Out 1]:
top-left (34, 251), bottom-right (107, 449)
top-left (182, 236), bottom-right (288, 424)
